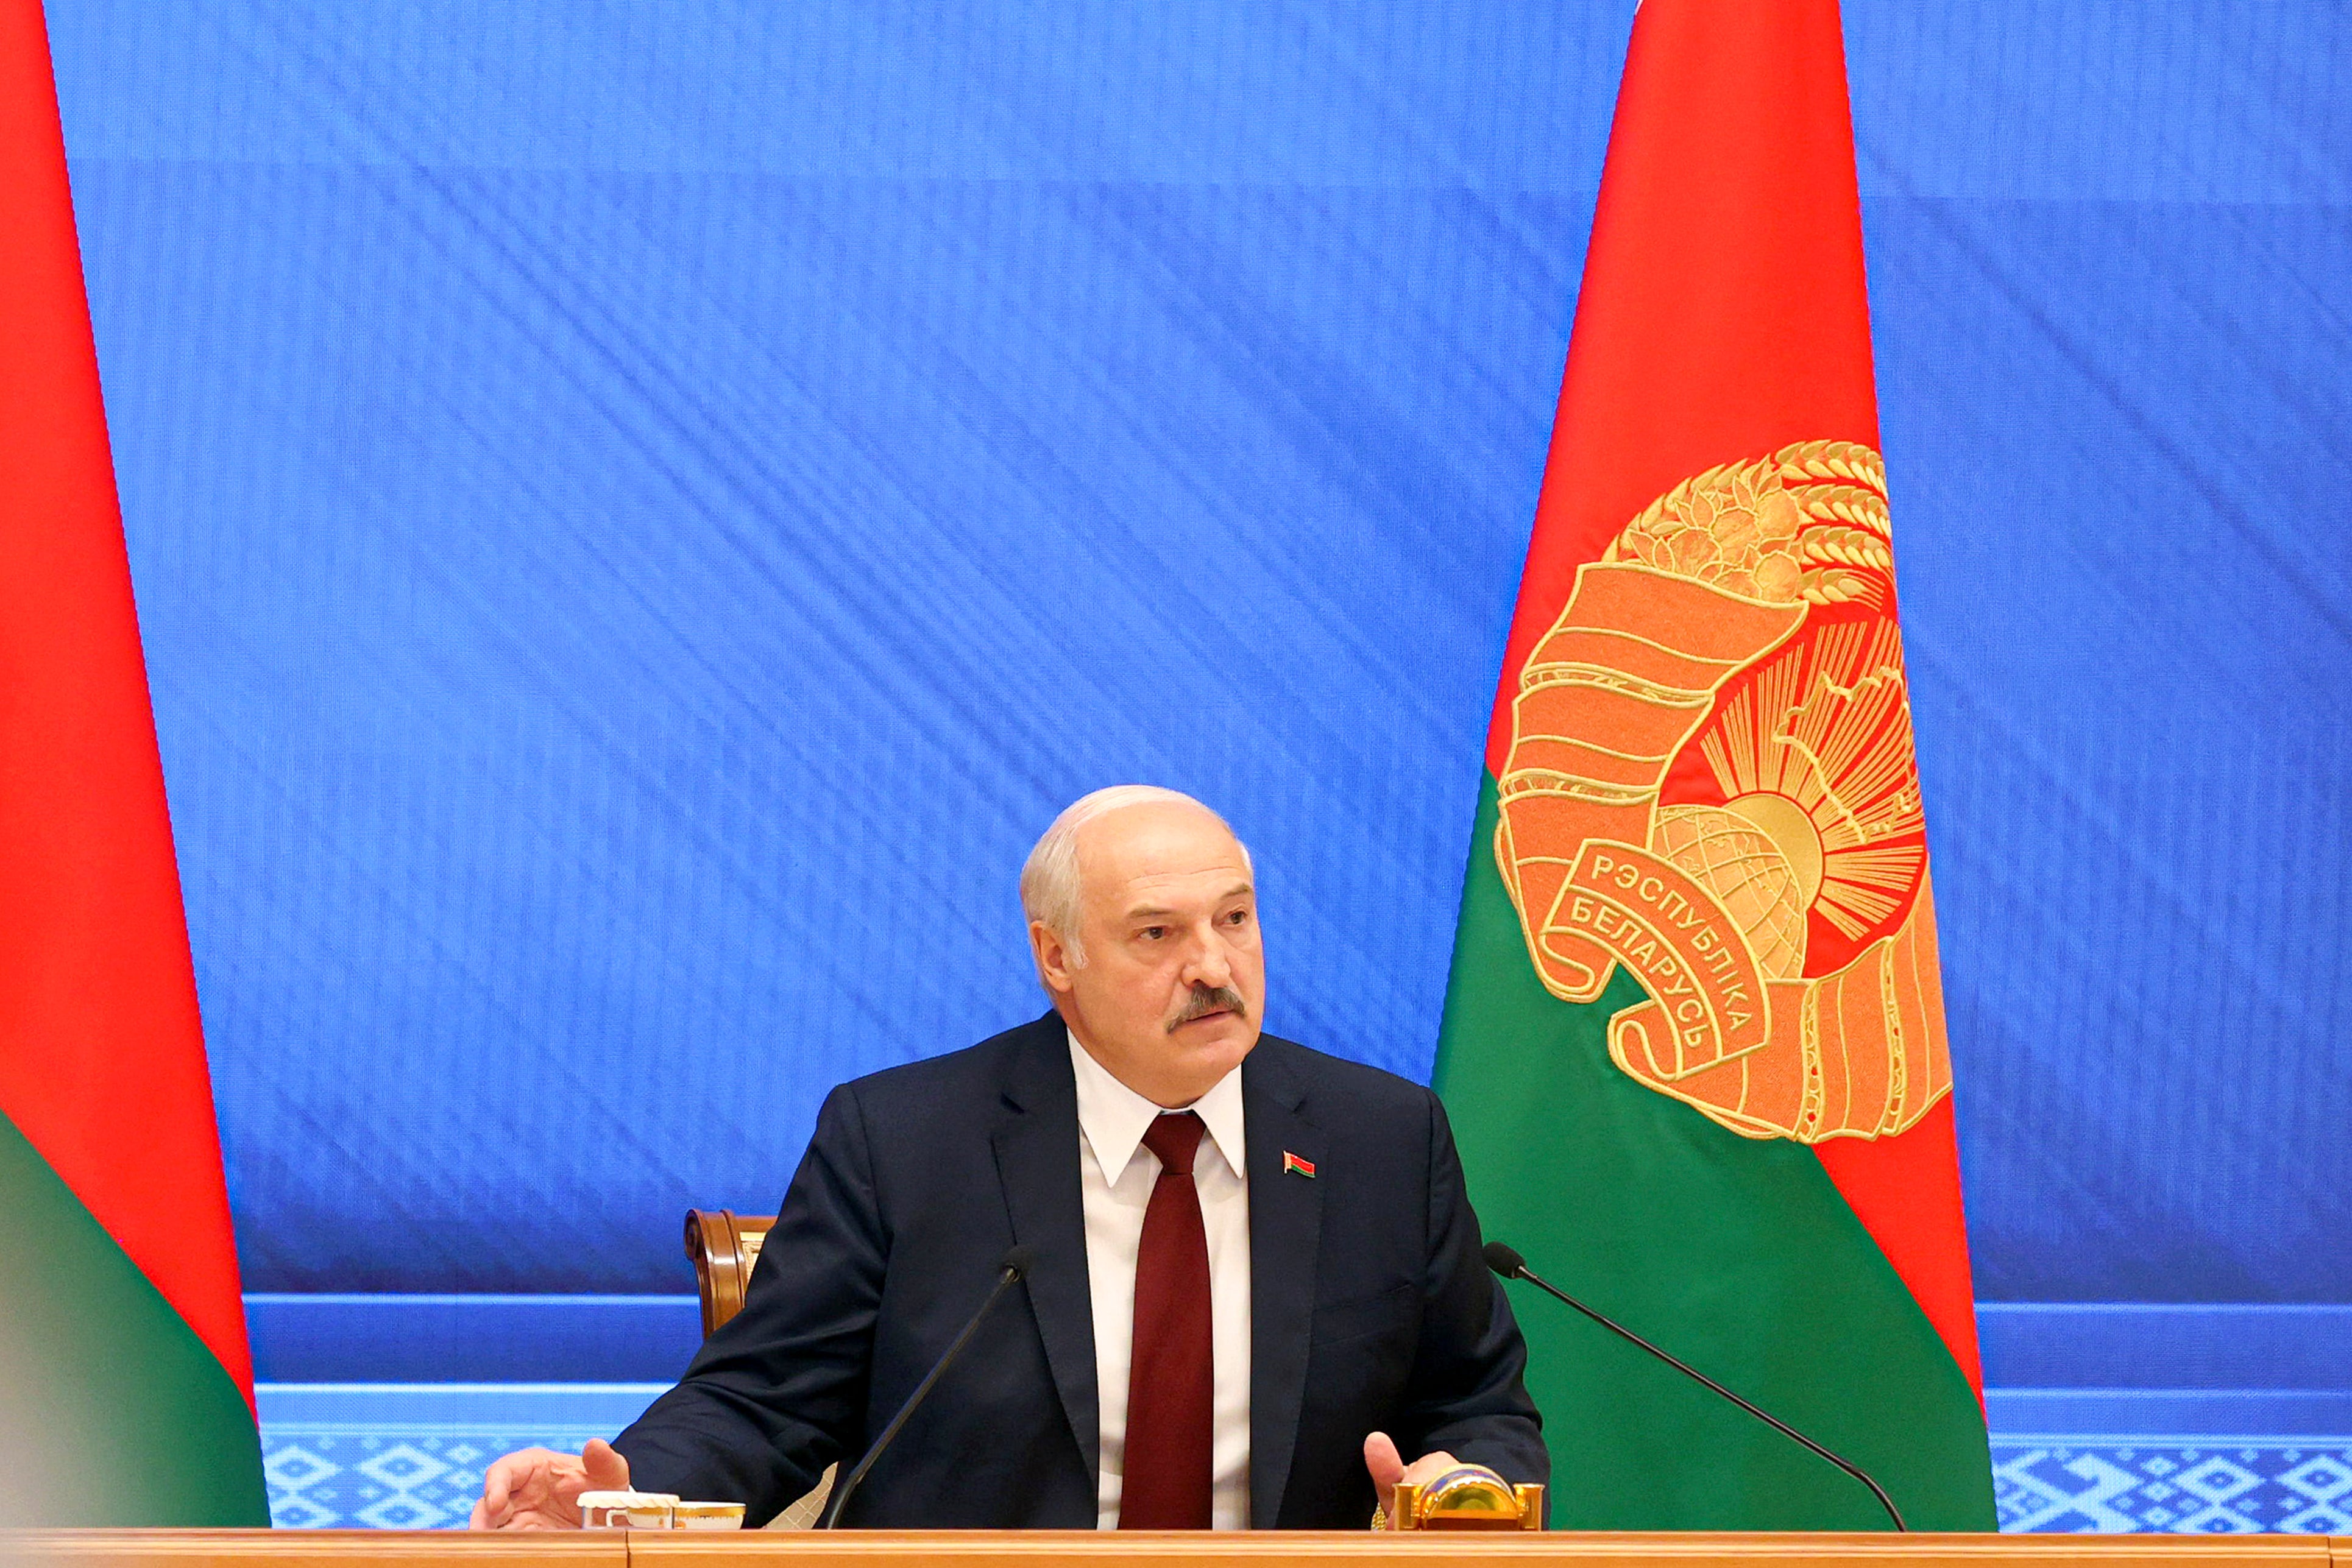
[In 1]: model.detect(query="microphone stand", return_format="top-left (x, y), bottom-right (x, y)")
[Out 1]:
top-left (818, 1248), bottom-right (1032, 1528)
top-left (1487, 1243), bottom-right (1906, 1531)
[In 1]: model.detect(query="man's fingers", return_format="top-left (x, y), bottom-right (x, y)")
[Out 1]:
top-left (581, 1438), bottom-right (632, 1492)
top-left (483, 1454), bottom-right (517, 1515)
top-left (1363, 1430), bottom-right (1405, 1496)
top-left (469, 1499), bottom-right (487, 1531)
top-left (1398, 1449), bottom-right (1462, 1490)
top-left (475, 1440), bottom-right (623, 1531)
top-left (480, 1448), bottom-right (570, 1531)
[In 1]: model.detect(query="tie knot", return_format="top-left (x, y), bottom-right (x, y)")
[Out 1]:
top-left (1141, 1110), bottom-right (1206, 1176)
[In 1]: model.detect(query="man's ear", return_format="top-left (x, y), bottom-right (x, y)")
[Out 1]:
top-left (1030, 921), bottom-right (1077, 995)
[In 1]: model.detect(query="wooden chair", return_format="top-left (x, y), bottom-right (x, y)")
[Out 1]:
top-left (683, 1209), bottom-right (774, 1336)
top-left (682, 1209), bottom-right (834, 1529)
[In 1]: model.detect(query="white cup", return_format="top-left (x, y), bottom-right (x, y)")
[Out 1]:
top-left (578, 1489), bottom-right (679, 1528)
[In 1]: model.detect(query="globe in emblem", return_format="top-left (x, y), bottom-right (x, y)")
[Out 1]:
top-left (1649, 805), bottom-right (1807, 981)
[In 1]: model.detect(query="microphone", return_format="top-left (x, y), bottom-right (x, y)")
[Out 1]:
top-left (1483, 1240), bottom-right (1906, 1531)
top-left (818, 1245), bottom-right (1034, 1528)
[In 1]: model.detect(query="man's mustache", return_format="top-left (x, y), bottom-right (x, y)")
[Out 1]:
top-left (1169, 984), bottom-right (1248, 1031)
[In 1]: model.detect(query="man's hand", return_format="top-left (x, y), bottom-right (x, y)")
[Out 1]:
top-left (1363, 1431), bottom-right (1462, 1502)
top-left (469, 1438), bottom-right (631, 1530)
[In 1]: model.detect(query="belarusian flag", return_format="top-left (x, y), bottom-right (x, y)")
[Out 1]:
top-left (1433, 0), bottom-right (1995, 1531)
top-left (0, 0), bottom-right (269, 1526)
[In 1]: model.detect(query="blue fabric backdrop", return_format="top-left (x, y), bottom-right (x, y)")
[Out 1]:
top-left (44, 1), bottom-right (2350, 1300)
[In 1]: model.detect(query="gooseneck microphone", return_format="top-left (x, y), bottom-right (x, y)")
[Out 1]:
top-left (1483, 1240), bottom-right (1906, 1531)
top-left (818, 1245), bottom-right (1034, 1528)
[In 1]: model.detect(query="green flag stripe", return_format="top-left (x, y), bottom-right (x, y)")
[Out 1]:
top-left (1438, 775), bottom-right (1993, 1530)
top-left (0, 1108), bottom-right (269, 1526)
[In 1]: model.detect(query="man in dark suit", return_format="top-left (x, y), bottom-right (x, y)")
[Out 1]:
top-left (473, 786), bottom-right (1544, 1529)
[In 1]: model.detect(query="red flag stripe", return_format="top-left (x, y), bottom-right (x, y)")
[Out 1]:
top-left (0, 0), bottom-right (254, 1409)
top-left (1486, 0), bottom-right (1880, 779)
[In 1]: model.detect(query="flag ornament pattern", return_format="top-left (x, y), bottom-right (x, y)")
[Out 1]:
top-left (1282, 1151), bottom-right (1317, 1178)
top-left (1494, 440), bottom-right (1950, 1143)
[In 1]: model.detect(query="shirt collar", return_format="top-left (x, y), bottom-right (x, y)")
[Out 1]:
top-left (1067, 1028), bottom-right (1247, 1185)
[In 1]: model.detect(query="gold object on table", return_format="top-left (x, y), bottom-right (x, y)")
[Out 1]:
top-left (1381, 1464), bottom-right (1545, 1530)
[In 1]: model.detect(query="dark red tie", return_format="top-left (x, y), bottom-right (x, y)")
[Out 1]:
top-left (1119, 1111), bottom-right (1213, 1529)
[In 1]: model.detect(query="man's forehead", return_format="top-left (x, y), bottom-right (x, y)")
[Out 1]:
top-left (1074, 803), bottom-right (1247, 889)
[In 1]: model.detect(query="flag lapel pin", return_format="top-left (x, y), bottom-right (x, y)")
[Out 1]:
top-left (1282, 1151), bottom-right (1316, 1179)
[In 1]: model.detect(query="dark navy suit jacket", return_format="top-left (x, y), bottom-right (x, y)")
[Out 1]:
top-left (613, 1012), bottom-right (1546, 1527)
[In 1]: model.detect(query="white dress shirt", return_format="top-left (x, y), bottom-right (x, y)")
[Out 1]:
top-left (1068, 1031), bottom-right (1252, 1530)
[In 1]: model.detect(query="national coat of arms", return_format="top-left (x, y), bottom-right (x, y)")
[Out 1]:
top-left (1495, 440), bottom-right (1950, 1143)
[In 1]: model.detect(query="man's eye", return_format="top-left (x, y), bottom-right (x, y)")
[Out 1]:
top-left (1225, 909), bottom-right (1250, 925)
top-left (1140, 927), bottom-right (1167, 941)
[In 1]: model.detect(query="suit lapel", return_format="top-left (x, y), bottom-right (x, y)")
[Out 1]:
top-left (1244, 1042), bottom-right (1325, 1528)
top-left (988, 1016), bottom-right (1101, 1480)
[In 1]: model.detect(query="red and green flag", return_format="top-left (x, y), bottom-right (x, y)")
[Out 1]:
top-left (0, 0), bottom-right (268, 1527)
top-left (1433, 0), bottom-right (1996, 1530)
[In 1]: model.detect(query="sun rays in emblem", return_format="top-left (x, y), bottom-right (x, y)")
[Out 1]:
top-left (1682, 615), bottom-right (1927, 961)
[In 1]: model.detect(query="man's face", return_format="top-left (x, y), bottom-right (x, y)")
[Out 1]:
top-left (1032, 800), bottom-right (1264, 1108)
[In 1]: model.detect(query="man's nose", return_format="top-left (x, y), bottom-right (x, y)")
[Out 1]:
top-left (1183, 929), bottom-right (1234, 989)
